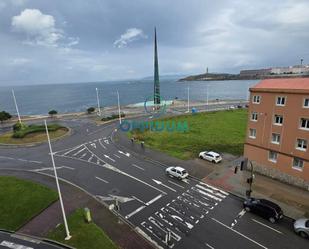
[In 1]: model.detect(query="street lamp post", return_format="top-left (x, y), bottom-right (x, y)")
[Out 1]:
top-left (96, 88), bottom-right (101, 117)
top-left (44, 120), bottom-right (71, 240)
top-left (12, 89), bottom-right (21, 123)
top-left (187, 85), bottom-right (190, 113)
top-left (117, 90), bottom-right (122, 124)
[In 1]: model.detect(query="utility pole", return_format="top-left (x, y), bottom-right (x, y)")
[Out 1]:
top-left (187, 85), bottom-right (190, 113)
top-left (117, 90), bottom-right (122, 124)
top-left (96, 88), bottom-right (101, 117)
top-left (12, 89), bottom-right (21, 123)
top-left (301, 58), bottom-right (303, 67)
top-left (45, 120), bottom-right (71, 240)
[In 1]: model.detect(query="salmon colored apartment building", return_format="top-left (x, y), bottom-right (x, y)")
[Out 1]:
top-left (244, 78), bottom-right (309, 190)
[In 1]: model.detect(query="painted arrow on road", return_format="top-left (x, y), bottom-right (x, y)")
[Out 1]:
top-left (104, 154), bottom-right (115, 162)
top-left (118, 150), bottom-right (130, 157)
top-left (152, 179), bottom-right (177, 192)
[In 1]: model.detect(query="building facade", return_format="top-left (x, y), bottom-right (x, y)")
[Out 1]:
top-left (244, 78), bottom-right (309, 190)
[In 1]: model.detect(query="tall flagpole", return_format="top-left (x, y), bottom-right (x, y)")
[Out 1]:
top-left (117, 90), bottom-right (122, 124)
top-left (12, 89), bottom-right (21, 123)
top-left (96, 88), bottom-right (101, 116)
top-left (45, 120), bottom-right (71, 240)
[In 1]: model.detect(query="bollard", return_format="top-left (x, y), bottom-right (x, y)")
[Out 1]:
top-left (84, 207), bottom-right (92, 223)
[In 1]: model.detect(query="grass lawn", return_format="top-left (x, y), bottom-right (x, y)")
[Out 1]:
top-left (131, 109), bottom-right (248, 160)
top-left (0, 127), bottom-right (68, 145)
top-left (48, 209), bottom-right (118, 249)
top-left (0, 176), bottom-right (58, 231)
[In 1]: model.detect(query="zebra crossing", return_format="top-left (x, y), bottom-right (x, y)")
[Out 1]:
top-left (140, 182), bottom-right (229, 248)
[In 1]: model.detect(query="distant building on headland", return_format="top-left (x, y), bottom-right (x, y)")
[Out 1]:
top-left (240, 64), bottom-right (309, 77)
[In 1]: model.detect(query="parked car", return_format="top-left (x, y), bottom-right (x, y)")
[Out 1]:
top-left (165, 166), bottom-right (189, 180)
top-left (243, 198), bottom-right (283, 223)
top-left (199, 151), bottom-right (222, 163)
top-left (237, 105), bottom-right (243, 109)
top-left (294, 218), bottom-right (309, 239)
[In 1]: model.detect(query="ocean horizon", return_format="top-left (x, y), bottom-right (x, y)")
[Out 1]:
top-left (0, 78), bottom-right (258, 115)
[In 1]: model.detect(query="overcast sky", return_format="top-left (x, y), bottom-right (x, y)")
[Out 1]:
top-left (0, 0), bottom-right (309, 86)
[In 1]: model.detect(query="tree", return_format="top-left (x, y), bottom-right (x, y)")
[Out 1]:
top-left (48, 110), bottom-right (58, 118)
top-left (87, 107), bottom-right (95, 114)
top-left (0, 111), bottom-right (12, 123)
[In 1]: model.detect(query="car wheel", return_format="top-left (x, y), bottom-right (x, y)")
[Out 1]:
top-left (244, 206), bottom-right (250, 212)
top-left (299, 231), bottom-right (309, 238)
top-left (269, 217), bottom-right (276, 223)
top-left (199, 156), bottom-right (203, 159)
top-left (212, 160), bottom-right (215, 163)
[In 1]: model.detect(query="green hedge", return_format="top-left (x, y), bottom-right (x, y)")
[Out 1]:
top-left (101, 113), bottom-right (125, 122)
top-left (13, 124), bottom-right (64, 138)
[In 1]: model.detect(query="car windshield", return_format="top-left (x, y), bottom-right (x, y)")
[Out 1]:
top-left (181, 170), bottom-right (187, 175)
top-left (215, 156), bottom-right (220, 159)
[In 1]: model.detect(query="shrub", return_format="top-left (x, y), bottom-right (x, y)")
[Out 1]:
top-left (48, 110), bottom-right (58, 117)
top-left (13, 122), bottom-right (28, 132)
top-left (87, 107), bottom-right (95, 114)
top-left (101, 112), bottom-right (125, 122)
top-left (0, 111), bottom-right (12, 123)
top-left (12, 124), bottom-right (63, 138)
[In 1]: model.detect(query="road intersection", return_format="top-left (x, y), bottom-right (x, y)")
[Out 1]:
top-left (0, 117), bottom-right (308, 249)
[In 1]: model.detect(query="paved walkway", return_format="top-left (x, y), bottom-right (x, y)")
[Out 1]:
top-left (115, 130), bottom-right (309, 220)
top-left (0, 170), bottom-right (153, 249)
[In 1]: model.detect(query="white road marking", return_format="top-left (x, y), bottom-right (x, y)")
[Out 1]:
top-left (73, 147), bottom-right (86, 156)
top-left (205, 243), bottom-right (215, 249)
top-left (196, 184), bottom-right (227, 198)
top-left (193, 187), bottom-right (222, 201)
top-left (95, 176), bottom-right (109, 184)
top-left (31, 166), bottom-right (74, 172)
top-left (28, 160), bottom-right (42, 164)
top-left (231, 209), bottom-right (246, 228)
top-left (132, 196), bottom-right (147, 205)
top-left (79, 153), bottom-right (87, 159)
top-left (63, 144), bottom-right (83, 156)
top-left (118, 150), bottom-right (130, 157)
top-left (125, 206), bottom-right (146, 219)
top-left (168, 180), bottom-right (185, 189)
top-left (199, 182), bottom-right (229, 196)
top-left (0, 156), bottom-right (14, 160)
top-left (90, 143), bottom-right (97, 149)
top-left (132, 163), bottom-right (145, 171)
top-left (152, 179), bottom-right (177, 192)
top-left (98, 139), bottom-right (106, 149)
top-left (104, 154), bottom-right (115, 162)
top-left (0, 240), bottom-right (33, 249)
top-left (113, 154), bottom-right (121, 158)
top-left (251, 219), bottom-right (283, 234)
top-left (88, 154), bottom-right (94, 162)
top-left (146, 194), bottom-right (163, 206)
top-left (104, 139), bottom-right (110, 145)
top-left (57, 145), bottom-right (168, 195)
top-left (211, 218), bottom-right (268, 249)
top-left (18, 159), bottom-right (28, 162)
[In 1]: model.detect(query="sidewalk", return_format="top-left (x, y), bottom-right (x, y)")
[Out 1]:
top-left (0, 170), bottom-right (153, 249)
top-left (115, 130), bottom-right (309, 220)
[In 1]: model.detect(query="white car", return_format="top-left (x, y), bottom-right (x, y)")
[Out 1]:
top-left (199, 151), bottom-right (222, 163)
top-left (165, 166), bottom-right (189, 180)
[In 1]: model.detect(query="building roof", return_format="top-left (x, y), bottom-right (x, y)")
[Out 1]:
top-left (250, 78), bottom-right (309, 93)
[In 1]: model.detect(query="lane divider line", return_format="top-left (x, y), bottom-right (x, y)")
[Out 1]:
top-left (125, 206), bottom-right (146, 219)
top-left (95, 176), bottom-right (109, 184)
top-left (132, 163), bottom-right (145, 171)
top-left (168, 180), bottom-right (185, 189)
top-left (251, 219), bottom-right (283, 234)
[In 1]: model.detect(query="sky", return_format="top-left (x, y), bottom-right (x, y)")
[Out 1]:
top-left (0, 0), bottom-right (309, 86)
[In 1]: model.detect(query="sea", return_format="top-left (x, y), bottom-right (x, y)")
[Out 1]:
top-left (0, 79), bottom-right (258, 115)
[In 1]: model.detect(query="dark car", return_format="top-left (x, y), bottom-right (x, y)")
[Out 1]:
top-left (243, 198), bottom-right (283, 223)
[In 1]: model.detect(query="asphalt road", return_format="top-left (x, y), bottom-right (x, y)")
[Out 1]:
top-left (0, 109), bottom-right (308, 249)
top-left (0, 230), bottom-right (70, 249)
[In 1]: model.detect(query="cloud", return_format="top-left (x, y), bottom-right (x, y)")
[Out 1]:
top-left (12, 9), bottom-right (63, 47)
top-left (114, 28), bottom-right (147, 48)
top-left (9, 57), bottom-right (31, 65)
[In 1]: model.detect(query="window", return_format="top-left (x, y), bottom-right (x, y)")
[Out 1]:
top-left (296, 139), bottom-right (307, 151)
top-left (300, 118), bottom-right (309, 130)
top-left (249, 128), bottom-right (256, 138)
top-left (251, 112), bottom-right (258, 121)
top-left (276, 96), bottom-right (286, 106)
top-left (303, 98), bottom-right (309, 108)
top-left (274, 115), bottom-right (283, 125)
top-left (271, 133), bottom-right (280, 144)
top-left (292, 158), bottom-right (304, 171)
top-left (252, 95), bottom-right (261, 104)
top-left (268, 151), bottom-right (277, 163)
